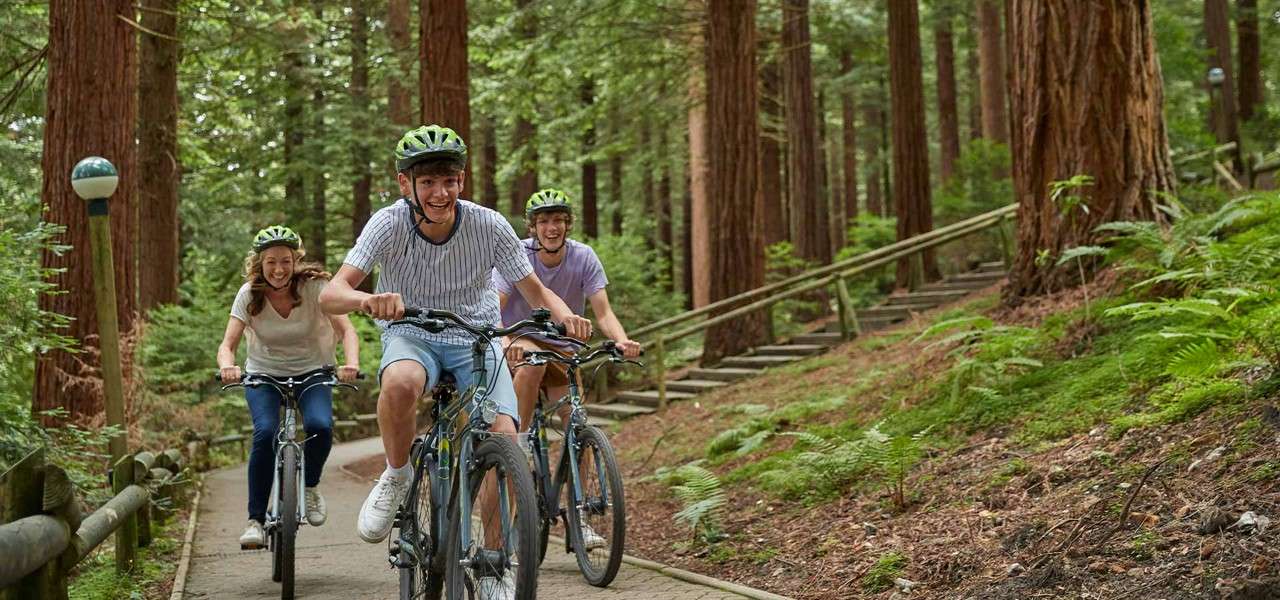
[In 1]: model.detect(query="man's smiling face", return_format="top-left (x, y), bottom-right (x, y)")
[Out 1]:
top-left (400, 170), bottom-right (464, 223)
top-left (532, 211), bottom-right (570, 251)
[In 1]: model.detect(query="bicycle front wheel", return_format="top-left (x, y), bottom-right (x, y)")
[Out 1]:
top-left (400, 441), bottom-right (445, 600)
top-left (563, 425), bottom-right (626, 587)
top-left (278, 444), bottom-right (299, 599)
top-left (444, 436), bottom-right (539, 600)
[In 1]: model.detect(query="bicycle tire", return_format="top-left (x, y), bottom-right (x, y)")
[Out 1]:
top-left (271, 527), bottom-right (282, 582)
top-left (563, 425), bottom-right (625, 587)
top-left (443, 436), bottom-right (539, 600)
top-left (279, 444), bottom-right (299, 599)
top-left (400, 442), bottom-right (445, 600)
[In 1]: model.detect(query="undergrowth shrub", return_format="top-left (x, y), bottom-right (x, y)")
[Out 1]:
top-left (651, 461), bottom-right (727, 543)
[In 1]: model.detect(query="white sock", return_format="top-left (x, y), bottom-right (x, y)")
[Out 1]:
top-left (384, 461), bottom-right (412, 482)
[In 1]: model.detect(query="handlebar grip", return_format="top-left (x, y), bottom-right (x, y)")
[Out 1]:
top-left (402, 306), bottom-right (423, 318)
top-left (356, 372), bottom-right (367, 380)
top-left (553, 322), bottom-right (567, 336)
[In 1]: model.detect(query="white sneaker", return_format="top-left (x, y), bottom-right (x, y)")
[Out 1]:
top-left (357, 471), bottom-right (409, 543)
top-left (239, 519), bottom-right (265, 549)
top-left (580, 523), bottom-right (606, 550)
top-left (305, 487), bottom-right (327, 526)
top-left (476, 570), bottom-right (516, 600)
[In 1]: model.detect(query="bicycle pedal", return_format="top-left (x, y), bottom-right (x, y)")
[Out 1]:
top-left (240, 542), bottom-right (265, 551)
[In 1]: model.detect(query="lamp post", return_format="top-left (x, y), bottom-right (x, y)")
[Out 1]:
top-left (71, 156), bottom-right (127, 463)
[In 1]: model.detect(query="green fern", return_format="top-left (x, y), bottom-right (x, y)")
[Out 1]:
top-left (662, 462), bottom-right (727, 542)
top-left (1165, 339), bottom-right (1221, 379)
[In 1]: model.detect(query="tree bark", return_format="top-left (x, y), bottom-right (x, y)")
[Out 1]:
top-left (760, 55), bottom-right (786, 246)
top-left (420, 0), bottom-right (471, 185)
top-left (817, 91), bottom-right (838, 255)
top-left (477, 117), bottom-right (498, 209)
top-left (309, 2), bottom-right (327, 267)
top-left (608, 149), bottom-right (623, 235)
top-left (580, 80), bottom-right (598, 238)
top-left (1007, 0), bottom-right (1175, 297)
top-left (351, 0), bottom-right (373, 291)
top-left (509, 0), bottom-right (537, 217)
top-left (1237, 0), bottom-right (1262, 122)
top-left (967, 33), bottom-right (982, 141)
top-left (888, 0), bottom-right (940, 288)
top-left (703, 0), bottom-right (767, 363)
top-left (688, 2), bottom-right (711, 308)
top-left (658, 129), bottom-right (674, 287)
top-left (36, 0), bottom-right (138, 421)
top-left (682, 165), bottom-right (694, 309)
top-left (137, 0), bottom-right (180, 313)
top-left (977, 0), bottom-right (1009, 145)
top-left (387, 0), bottom-right (414, 127)
top-left (840, 49), bottom-right (858, 226)
top-left (782, 0), bottom-right (830, 267)
top-left (935, 19), bottom-right (961, 184)
top-left (641, 125), bottom-right (655, 247)
top-left (862, 87), bottom-right (884, 218)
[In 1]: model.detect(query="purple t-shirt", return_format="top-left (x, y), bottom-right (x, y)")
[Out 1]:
top-left (494, 238), bottom-right (608, 345)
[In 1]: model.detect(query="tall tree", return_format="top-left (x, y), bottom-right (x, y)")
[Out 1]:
top-left (351, 0), bottom-right (373, 291)
top-left (888, 0), bottom-right (940, 287)
top-left (1205, 0), bottom-right (1240, 155)
top-left (782, 0), bottom-right (830, 266)
top-left (657, 129), bottom-right (674, 287)
top-left (760, 54), bottom-right (787, 246)
top-left (137, 0), bottom-right (180, 312)
top-left (309, 2), bottom-right (328, 267)
top-left (387, 0), bottom-right (414, 127)
top-left (862, 85), bottom-right (884, 217)
top-left (1237, 0), bottom-right (1262, 122)
top-left (839, 49), bottom-right (858, 226)
top-left (608, 150), bottom-right (623, 236)
top-left (509, 0), bottom-right (538, 216)
top-left (934, 15), bottom-right (961, 183)
top-left (479, 117), bottom-right (498, 209)
top-left (966, 35), bottom-right (982, 141)
top-left (682, 166), bottom-right (694, 309)
top-left (1007, 0), bottom-right (1175, 296)
top-left (283, 31), bottom-right (306, 221)
top-left (36, 0), bottom-right (138, 420)
top-left (420, 0), bottom-right (471, 185)
top-left (688, 11), bottom-right (711, 308)
top-left (977, 0), bottom-right (1009, 145)
top-left (580, 80), bottom-right (599, 238)
top-left (817, 91), bottom-right (838, 255)
top-left (641, 125), bottom-right (655, 244)
top-left (703, 0), bottom-right (767, 363)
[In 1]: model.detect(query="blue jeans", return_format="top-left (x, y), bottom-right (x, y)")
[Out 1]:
top-left (378, 334), bottom-right (520, 426)
top-left (245, 383), bottom-right (333, 523)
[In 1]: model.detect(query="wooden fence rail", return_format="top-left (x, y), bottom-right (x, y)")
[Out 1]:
top-left (0, 447), bottom-right (185, 599)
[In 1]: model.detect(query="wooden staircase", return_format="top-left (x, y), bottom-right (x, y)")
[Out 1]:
top-left (586, 261), bottom-right (1008, 425)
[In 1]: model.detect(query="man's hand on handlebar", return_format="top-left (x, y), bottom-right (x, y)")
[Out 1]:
top-left (560, 314), bottom-right (592, 341)
top-left (502, 336), bottom-right (526, 364)
top-left (219, 365), bottom-right (242, 384)
top-left (361, 292), bottom-right (405, 320)
top-left (614, 339), bottom-right (642, 359)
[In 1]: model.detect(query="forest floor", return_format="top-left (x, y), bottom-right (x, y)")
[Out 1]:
top-left (612, 277), bottom-right (1280, 600)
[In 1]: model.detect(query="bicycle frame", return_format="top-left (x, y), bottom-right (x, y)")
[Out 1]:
top-left (265, 394), bottom-right (307, 534)
top-left (528, 364), bottom-right (603, 537)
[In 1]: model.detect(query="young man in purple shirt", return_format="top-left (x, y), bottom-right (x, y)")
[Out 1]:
top-left (494, 189), bottom-right (642, 434)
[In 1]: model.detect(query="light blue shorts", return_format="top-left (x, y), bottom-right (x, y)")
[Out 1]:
top-left (379, 334), bottom-right (520, 426)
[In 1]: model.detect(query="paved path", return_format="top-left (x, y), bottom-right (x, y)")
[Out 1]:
top-left (182, 437), bottom-right (751, 599)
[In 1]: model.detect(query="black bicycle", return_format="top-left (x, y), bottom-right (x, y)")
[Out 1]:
top-left (388, 307), bottom-right (562, 600)
top-left (518, 340), bottom-right (640, 587)
top-left (217, 365), bottom-right (359, 600)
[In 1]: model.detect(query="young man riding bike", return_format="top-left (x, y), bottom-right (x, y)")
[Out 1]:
top-left (318, 125), bottom-right (590, 597)
top-left (494, 189), bottom-right (642, 548)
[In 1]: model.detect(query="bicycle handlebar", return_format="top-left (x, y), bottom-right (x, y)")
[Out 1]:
top-left (214, 365), bottom-right (363, 392)
top-left (519, 340), bottom-right (645, 369)
top-left (397, 306), bottom-right (583, 346)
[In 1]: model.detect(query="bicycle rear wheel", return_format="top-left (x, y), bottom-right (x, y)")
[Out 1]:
top-left (400, 440), bottom-right (445, 600)
top-left (563, 425), bottom-right (625, 587)
top-left (444, 436), bottom-right (539, 600)
top-left (278, 444), bottom-right (299, 599)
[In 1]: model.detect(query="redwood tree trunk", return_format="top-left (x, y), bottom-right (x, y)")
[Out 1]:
top-left (609, 150), bottom-right (623, 235)
top-left (351, 0), bottom-right (373, 291)
top-left (682, 166), bottom-right (694, 309)
top-left (688, 18), bottom-right (712, 308)
top-left (840, 49), bottom-right (858, 226)
top-left (760, 56), bottom-right (786, 246)
top-left (137, 0), bottom-right (179, 312)
top-left (888, 0), bottom-right (939, 288)
top-left (703, 0), bottom-right (767, 363)
top-left (935, 19), bottom-right (961, 183)
top-left (1237, 0), bottom-right (1262, 122)
top-left (580, 80), bottom-right (598, 238)
top-left (480, 117), bottom-right (498, 209)
top-left (36, 0), bottom-right (138, 421)
top-left (782, 0), bottom-right (830, 266)
top-left (1007, 0), bottom-right (1175, 297)
top-left (1204, 0), bottom-right (1240, 155)
top-left (420, 0), bottom-right (471, 185)
top-left (967, 36), bottom-right (982, 141)
top-left (658, 129), bottom-right (674, 287)
top-left (862, 87), bottom-right (884, 217)
top-left (817, 91), bottom-right (839, 255)
top-left (977, 0), bottom-right (1009, 145)
top-left (387, 0), bottom-right (414, 127)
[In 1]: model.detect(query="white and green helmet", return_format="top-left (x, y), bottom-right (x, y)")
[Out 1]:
top-left (525, 188), bottom-right (573, 221)
top-left (395, 124), bottom-right (467, 172)
top-left (253, 225), bottom-right (301, 252)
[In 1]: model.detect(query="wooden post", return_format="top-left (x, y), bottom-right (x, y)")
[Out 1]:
top-left (654, 337), bottom-right (668, 413)
top-left (593, 363), bottom-right (609, 404)
top-left (996, 220), bottom-right (1013, 266)
top-left (2, 449), bottom-right (47, 600)
top-left (133, 454), bottom-right (152, 548)
top-left (112, 454), bottom-right (137, 573)
top-left (834, 275), bottom-right (860, 340)
top-left (909, 252), bottom-right (925, 291)
top-left (73, 157), bottom-right (128, 463)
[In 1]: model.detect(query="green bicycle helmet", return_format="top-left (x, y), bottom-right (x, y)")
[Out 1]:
top-left (253, 225), bottom-right (301, 252)
top-left (395, 124), bottom-right (468, 172)
top-left (525, 188), bottom-right (573, 221)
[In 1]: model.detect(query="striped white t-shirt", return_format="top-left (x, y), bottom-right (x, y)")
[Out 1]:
top-left (344, 199), bottom-right (534, 345)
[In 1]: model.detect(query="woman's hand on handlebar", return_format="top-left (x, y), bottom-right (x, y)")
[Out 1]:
top-left (361, 292), bottom-right (405, 320)
top-left (219, 365), bottom-right (242, 384)
top-left (337, 365), bottom-right (360, 382)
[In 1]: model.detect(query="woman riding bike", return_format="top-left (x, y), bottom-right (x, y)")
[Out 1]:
top-left (216, 225), bottom-right (361, 549)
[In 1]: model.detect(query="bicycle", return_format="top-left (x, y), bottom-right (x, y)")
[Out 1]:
top-left (216, 365), bottom-right (359, 600)
top-left (387, 306), bottom-right (561, 600)
top-left (518, 340), bottom-right (641, 587)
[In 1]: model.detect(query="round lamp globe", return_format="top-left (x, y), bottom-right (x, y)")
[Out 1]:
top-left (71, 157), bottom-right (119, 200)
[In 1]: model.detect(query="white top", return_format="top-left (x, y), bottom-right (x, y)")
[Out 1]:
top-left (343, 199), bottom-right (534, 345)
top-left (230, 279), bottom-right (336, 375)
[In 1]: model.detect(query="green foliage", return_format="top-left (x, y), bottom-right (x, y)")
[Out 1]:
top-left (588, 234), bottom-right (684, 330)
top-left (832, 213), bottom-right (898, 307)
top-left (915, 316), bottom-right (1043, 407)
top-left (755, 422), bottom-right (930, 508)
top-left (651, 461), bottom-right (727, 543)
top-left (705, 396), bottom-right (848, 460)
top-left (934, 139), bottom-right (1013, 223)
top-left (765, 241), bottom-right (821, 338)
top-left (1111, 378), bottom-right (1245, 435)
top-left (863, 551), bottom-right (908, 593)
